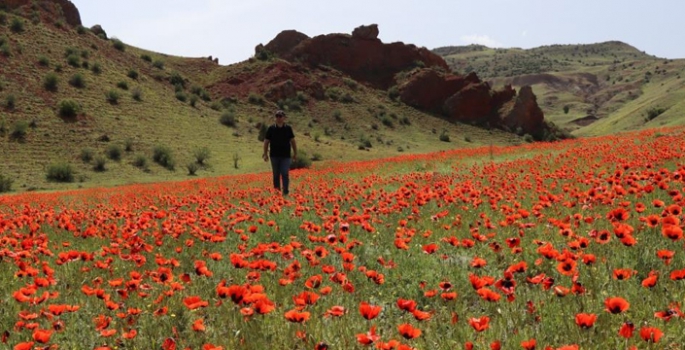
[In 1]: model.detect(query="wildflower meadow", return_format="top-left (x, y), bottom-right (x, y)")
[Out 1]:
top-left (1, 128), bottom-right (685, 350)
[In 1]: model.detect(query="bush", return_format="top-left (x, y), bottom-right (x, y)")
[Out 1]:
top-left (124, 138), bottom-right (134, 152)
top-left (646, 107), bottom-right (667, 121)
top-left (439, 130), bottom-right (450, 142)
top-left (4, 94), bottom-right (16, 110)
top-left (116, 81), bottom-right (129, 90)
top-left (80, 148), bottom-right (94, 163)
top-left (381, 116), bottom-right (394, 128)
top-left (141, 54), bottom-right (152, 62)
top-left (193, 147), bottom-right (211, 165)
top-left (152, 145), bottom-right (175, 170)
top-left (43, 73), bottom-right (59, 92)
top-left (175, 91), bottom-right (187, 102)
top-left (152, 59), bottom-right (164, 69)
top-left (169, 71), bottom-right (185, 88)
top-left (105, 90), bottom-right (120, 104)
top-left (219, 111), bottom-right (237, 127)
top-left (132, 154), bottom-right (148, 170)
top-left (523, 134), bottom-right (535, 143)
top-left (189, 94), bottom-right (199, 107)
top-left (399, 116), bottom-right (411, 126)
top-left (105, 144), bottom-right (122, 160)
top-left (92, 156), bottom-right (106, 172)
top-left (111, 38), bottom-right (125, 51)
top-left (290, 151), bottom-right (312, 169)
top-left (563, 105), bottom-right (570, 114)
top-left (69, 73), bottom-right (86, 88)
top-left (75, 25), bottom-right (87, 34)
top-left (332, 110), bottom-right (343, 122)
top-left (210, 101), bottom-right (222, 111)
top-left (0, 42), bottom-right (10, 57)
top-left (190, 86), bottom-right (211, 101)
top-left (38, 55), bottom-right (50, 67)
top-left (91, 62), bottom-right (102, 74)
top-left (131, 87), bottom-right (143, 101)
top-left (186, 162), bottom-right (200, 176)
top-left (247, 93), bottom-right (264, 105)
top-left (46, 162), bottom-right (75, 182)
top-left (66, 54), bottom-right (80, 68)
top-left (10, 18), bottom-right (24, 33)
top-left (58, 99), bottom-right (80, 118)
top-left (9, 120), bottom-right (27, 140)
top-left (127, 69), bottom-right (138, 80)
top-left (388, 86), bottom-right (400, 100)
top-left (0, 173), bottom-right (12, 193)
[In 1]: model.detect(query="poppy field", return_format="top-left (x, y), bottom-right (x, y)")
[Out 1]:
top-left (2, 128), bottom-right (685, 350)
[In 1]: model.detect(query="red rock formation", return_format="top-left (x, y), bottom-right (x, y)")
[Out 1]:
top-left (266, 25), bottom-right (449, 89)
top-left (498, 86), bottom-right (545, 135)
top-left (3, 0), bottom-right (81, 26)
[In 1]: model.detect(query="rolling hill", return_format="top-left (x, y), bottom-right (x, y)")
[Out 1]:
top-left (435, 42), bottom-right (685, 136)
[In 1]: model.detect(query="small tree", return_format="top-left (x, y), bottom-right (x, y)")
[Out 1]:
top-left (193, 147), bottom-right (211, 165)
top-left (46, 162), bottom-right (75, 182)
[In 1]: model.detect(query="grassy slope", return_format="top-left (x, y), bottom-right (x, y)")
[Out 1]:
top-left (436, 42), bottom-right (685, 136)
top-left (0, 13), bottom-right (522, 193)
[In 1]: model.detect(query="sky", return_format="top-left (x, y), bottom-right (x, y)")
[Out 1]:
top-left (72, 0), bottom-right (685, 65)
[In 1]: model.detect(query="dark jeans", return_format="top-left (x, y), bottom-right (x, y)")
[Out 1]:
top-left (270, 157), bottom-right (291, 194)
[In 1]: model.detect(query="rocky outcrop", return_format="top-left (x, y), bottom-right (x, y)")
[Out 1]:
top-left (90, 24), bottom-right (107, 39)
top-left (498, 86), bottom-right (545, 136)
top-left (264, 24), bottom-right (449, 89)
top-left (3, 0), bottom-right (82, 26)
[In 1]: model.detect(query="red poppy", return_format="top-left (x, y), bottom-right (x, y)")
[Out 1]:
top-left (359, 302), bottom-right (382, 320)
top-left (192, 318), bottom-right (206, 332)
top-left (397, 298), bottom-right (417, 312)
top-left (619, 321), bottom-right (635, 338)
top-left (32, 329), bottom-right (53, 343)
top-left (612, 268), bottom-right (635, 280)
top-left (639, 326), bottom-right (663, 343)
top-left (284, 309), bottom-right (311, 323)
top-left (574, 313), bottom-right (597, 328)
top-left (356, 326), bottom-right (380, 345)
top-left (183, 296), bottom-right (209, 310)
top-left (605, 297), bottom-right (630, 314)
top-left (520, 338), bottom-right (536, 350)
top-left (468, 316), bottom-right (490, 332)
top-left (397, 323), bottom-right (421, 339)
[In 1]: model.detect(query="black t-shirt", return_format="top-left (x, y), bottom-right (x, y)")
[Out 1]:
top-left (265, 124), bottom-right (295, 157)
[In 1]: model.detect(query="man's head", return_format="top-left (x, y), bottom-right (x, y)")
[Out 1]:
top-left (275, 110), bottom-right (286, 119)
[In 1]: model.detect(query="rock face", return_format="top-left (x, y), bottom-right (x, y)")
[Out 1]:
top-left (253, 24), bottom-right (551, 138)
top-left (266, 24), bottom-right (449, 89)
top-left (90, 24), bottom-right (107, 39)
top-left (3, 0), bottom-right (82, 26)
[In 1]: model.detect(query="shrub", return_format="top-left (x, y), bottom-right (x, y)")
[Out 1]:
top-left (68, 73), bottom-right (86, 88)
top-left (399, 116), bottom-right (411, 126)
top-left (105, 144), bottom-right (122, 161)
top-left (189, 94), bottom-right (199, 107)
top-left (343, 77), bottom-right (358, 90)
top-left (0, 173), bottom-right (12, 193)
top-left (127, 69), bottom-right (138, 80)
top-left (116, 81), bottom-right (128, 90)
top-left (381, 116), bottom-right (394, 128)
top-left (388, 86), bottom-right (400, 100)
top-left (646, 107), bottom-right (667, 121)
top-left (10, 18), bottom-right (24, 33)
top-left (38, 55), bottom-right (50, 67)
top-left (4, 94), bottom-right (16, 110)
top-left (105, 90), bottom-right (120, 104)
top-left (190, 86), bottom-right (211, 101)
top-left (75, 25), bottom-right (87, 34)
top-left (186, 162), bottom-right (200, 176)
top-left (192, 147), bottom-right (211, 165)
top-left (0, 42), bottom-right (9, 57)
top-left (92, 156), bottom-right (106, 172)
top-left (563, 105), bottom-right (570, 114)
top-left (66, 54), bottom-right (80, 68)
top-left (132, 154), bottom-right (148, 170)
top-left (80, 148), bottom-right (94, 163)
top-left (152, 59), bottom-right (164, 69)
top-left (152, 145), bottom-right (175, 170)
top-left (58, 99), bottom-right (80, 118)
top-left (247, 93), bottom-right (264, 105)
top-left (131, 87), bottom-right (142, 101)
top-left (124, 138), bottom-right (134, 152)
top-left (46, 162), bottom-right (74, 182)
top-left (219, 111), bottom-right (237, 127)
top-left (169, 71), bottom-right (185, 88)
top-left (9, 120), bottom-right (27, 140)
top-left (43, 73), bottom-right (59, 92)
top-left (111, 38), bottom-right (125, 51)
top-left (0, 13), bottom-right (6, 26)
top-left (523, 134), bottom-right (535, 143)
top-left (91, 62), bottom-right (102, 74)
top-left (439, 130), bottom-right (450, 142)
top-left (464, 136), bottom-right (473, 143)
top-left (290, 151), bottom-right (312, 169)
top-left (210, 101), bottom-right (222, 111)
top-left (141, 54), bottom-right (152, 62)
top-left (325, 88), bottom-right (342, 101)
top-left (175, 91), bottom-right (187, 102)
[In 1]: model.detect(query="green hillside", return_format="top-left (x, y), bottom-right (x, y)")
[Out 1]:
top-left (0, 11), bottom-right (521, 193)
top-left (436, 42), bottom-right (685, 136)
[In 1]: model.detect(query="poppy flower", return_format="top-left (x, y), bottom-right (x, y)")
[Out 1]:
top-left (468, 316), bottom-right (490, 332)
top-left (192, 318), bottom-right (206, 332)
top-left (411, 309), bottom-right (433, 321)
top-left (477, 288), bottom-right (502, 302)
top-left (323, 306), bottom-right (346, 318)
top-left (642, 271), bottom-right (658, 288)
top-left (397, 323), bottom-right (422, 339)
top-left (359, 302), bottom-right (382, 320)
top-left (639, 326), bottom-right (663, 343)
top-left (32, 329), bottom-right (52, 343)
top-left (284, 309), bottom-right (311, 323)
top-left (520, 338), bottom-right (536, 350)
top-left (612, 268), bottom-right (635, 280)
top-left (356, 326), bottom-right (380, 345)
top-left (183, 296), bottom-right (209, 310)
top-left (574, 313), bottom-right (597, 328)
top-left (397, 298), bottom-right (417, 312)
top-left (14, 342), bottom-right (34, 350)
top-left (605, 297), bottom-right (630, 314)
top-left (619, 321), bottom-right (635, 338)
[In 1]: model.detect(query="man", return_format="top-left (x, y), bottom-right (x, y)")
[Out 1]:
top-left (263, 110), bottom-right (297, 195)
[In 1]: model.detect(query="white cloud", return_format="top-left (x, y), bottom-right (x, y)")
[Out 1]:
top-left (459, 34), bottom-right (503, 48)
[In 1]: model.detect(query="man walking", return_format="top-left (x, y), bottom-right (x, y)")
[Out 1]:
top-left (263, 110), bottom-right (297, 195)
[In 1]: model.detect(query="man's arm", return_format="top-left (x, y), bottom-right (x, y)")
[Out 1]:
top-left (262, 139), bottom-right (270, 161)
top-left (290, 138), bottom-right (297, 160)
